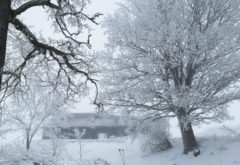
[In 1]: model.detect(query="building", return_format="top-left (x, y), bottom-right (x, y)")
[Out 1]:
top-left (42, 112), bottom-right (127, 139)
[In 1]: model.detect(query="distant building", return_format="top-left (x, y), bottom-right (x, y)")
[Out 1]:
top-left (42, 112), bottom-right (127, 139)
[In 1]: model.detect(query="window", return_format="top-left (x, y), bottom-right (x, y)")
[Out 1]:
top-left (98, 133), bottom-right (108, 139)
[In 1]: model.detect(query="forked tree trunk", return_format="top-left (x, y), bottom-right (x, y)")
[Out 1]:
top-left (0, 0), bottom-right (11, 88)
top-left (177, 110), bottom-right (198, 154)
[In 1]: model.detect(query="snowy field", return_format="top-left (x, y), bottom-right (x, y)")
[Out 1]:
top-left (2, 134), bottom-right (240, 165)
top-left (32, 133), bottom-right (240, 165)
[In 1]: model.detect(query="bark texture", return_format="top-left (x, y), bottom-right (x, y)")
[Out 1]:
top-left (177, 110), bottom-right (198, 154)
top-left (0, 0), bottom-right (11, 88)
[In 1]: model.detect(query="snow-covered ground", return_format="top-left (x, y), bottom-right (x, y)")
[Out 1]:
top-left (31, 133), bottom-right (240, 165)
top-left (2, 133), bottom-right (240, 165)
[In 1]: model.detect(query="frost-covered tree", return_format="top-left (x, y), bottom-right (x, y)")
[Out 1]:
top-left (9, 82), bottom-right (65, 150)
top-left (0, 0), bottom-right (101, 106)
top-left (101, 0), bottom-right (240, 154)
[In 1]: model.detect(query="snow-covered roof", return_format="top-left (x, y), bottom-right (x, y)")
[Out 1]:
top-left (45, 112), bottom-right (126, 128)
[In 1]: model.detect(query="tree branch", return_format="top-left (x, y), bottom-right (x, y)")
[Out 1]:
top-left (10, 17), bottom-right (103, 110)
top-left (13, 0), bottom-right (59, 16)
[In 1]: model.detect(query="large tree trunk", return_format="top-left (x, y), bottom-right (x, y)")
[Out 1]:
top-left (0, 0), bottom-right (11, 88)
top-left (177, 110), bottom-right (199, 154)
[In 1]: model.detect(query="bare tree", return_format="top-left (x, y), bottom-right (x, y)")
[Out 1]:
top-left (101, 0), bottom-right (240, 154)
top-left (0, 0), bottom-right (102, 108)
top-left (9, 82), bottom-right (65, 150)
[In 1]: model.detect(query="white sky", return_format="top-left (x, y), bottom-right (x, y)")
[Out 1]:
top-left (21, 0), bottom-right (120, 51)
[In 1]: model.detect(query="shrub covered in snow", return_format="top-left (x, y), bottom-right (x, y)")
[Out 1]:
top-left (128, 118), bottom-right (171, 153)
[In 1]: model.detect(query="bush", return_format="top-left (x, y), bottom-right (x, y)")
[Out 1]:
top-left (128, 118), bottom-right (172, 153)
